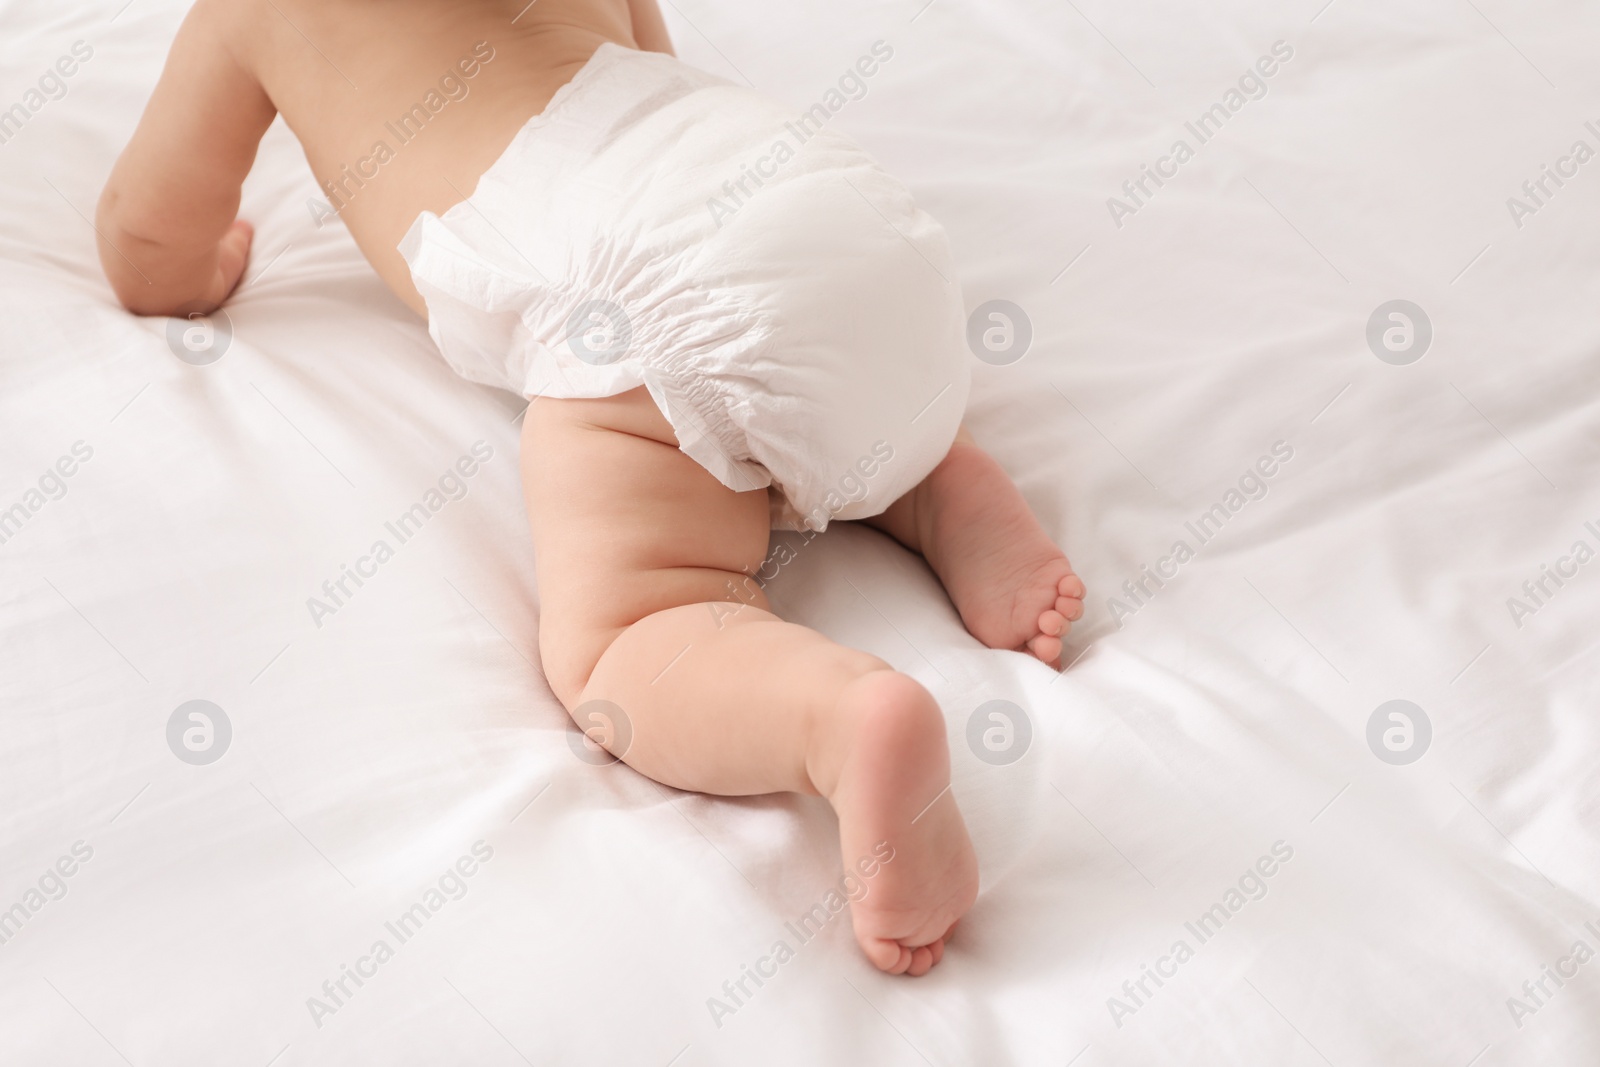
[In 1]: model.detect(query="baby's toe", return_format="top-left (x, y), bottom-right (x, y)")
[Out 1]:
top-left (1056, 595), bottom-right (1084, 621)
top-left (928, 938), bottom-right (945, 966)
top-left (862, 936), bottom-right (911, 974)
top-left (1026, 632), bottom-right (1062, 666)
top-left (1039, 609), bottom-right (1066, 637)
top-left (906, 944), bottom-right (936, 977)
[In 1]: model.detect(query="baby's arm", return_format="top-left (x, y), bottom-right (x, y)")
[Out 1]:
top-left (96, 1), bottom-right (275, 316)
top-left (627, 0), bottom-right (675, 56)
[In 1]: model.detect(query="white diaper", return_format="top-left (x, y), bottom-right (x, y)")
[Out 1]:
top-left (398, 42), bottom-right (970, 531)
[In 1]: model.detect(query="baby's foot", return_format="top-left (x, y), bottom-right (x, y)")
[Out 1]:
top-left (823, 672), bottom-right (978, 976)
top-left (913, 442), bottom-right (1085, 666)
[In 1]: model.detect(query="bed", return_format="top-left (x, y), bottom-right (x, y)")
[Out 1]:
top-left (2, 0), bottom-right (1598, 1062)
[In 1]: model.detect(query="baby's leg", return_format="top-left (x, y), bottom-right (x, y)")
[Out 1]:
top-left (523, 388), bottom-right (976, 975)
top-left (862, 427), bottom-right (1086, 666)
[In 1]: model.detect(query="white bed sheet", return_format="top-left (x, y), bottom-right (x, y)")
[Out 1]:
top-left (2, 0), bottom-right (1598, 1063)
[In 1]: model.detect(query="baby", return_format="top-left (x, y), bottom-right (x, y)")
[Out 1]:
top-left (97, 0), bottom-right (1084, 976)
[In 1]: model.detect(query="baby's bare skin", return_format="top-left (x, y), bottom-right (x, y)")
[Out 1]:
top-left (97, 0), bottom-right (665, 314)
top-left (96, 0), bottom-right (1084, 976)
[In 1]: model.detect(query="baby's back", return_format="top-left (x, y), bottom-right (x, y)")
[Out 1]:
top-left (214, 0), bottom-right (647, 311)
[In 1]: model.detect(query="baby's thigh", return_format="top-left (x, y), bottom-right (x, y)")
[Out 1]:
top-left (520, 388), bottom-right (772, 702)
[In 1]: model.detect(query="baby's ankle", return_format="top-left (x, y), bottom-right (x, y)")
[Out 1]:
top-left (810, 671), bottom-right (947, 803)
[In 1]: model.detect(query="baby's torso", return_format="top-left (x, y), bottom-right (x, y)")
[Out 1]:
top-left (224, 0), bottom-right (638, 315)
